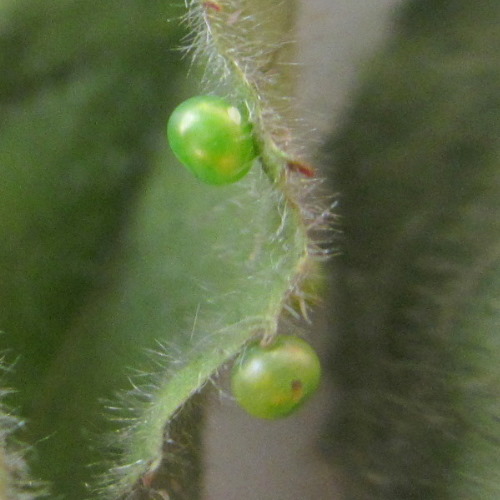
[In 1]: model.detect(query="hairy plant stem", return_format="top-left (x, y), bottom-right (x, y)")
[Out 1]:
top-left (197, 0), bottom-right (312, 319)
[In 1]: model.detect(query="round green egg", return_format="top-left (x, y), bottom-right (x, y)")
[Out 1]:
top-left (167, 95), bottom-right (256, 185)
top-left (231, 335), bottom-right (321, 419)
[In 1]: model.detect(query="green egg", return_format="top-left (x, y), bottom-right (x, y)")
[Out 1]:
top-left (167, 95), bottom-right (256, 185)
top-left (231, 335), bottom-right (321, 419)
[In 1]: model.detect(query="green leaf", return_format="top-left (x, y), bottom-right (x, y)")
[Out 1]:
top-left (0, 0), bottom-right (310, 498)
top-left (32, 153), bottom-right (304, 498)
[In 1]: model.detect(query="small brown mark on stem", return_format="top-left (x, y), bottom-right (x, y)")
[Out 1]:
top-left (287, 160), bottom-right (316, 178)
top-left (142, 468), bottom-right (156, 489)
top-left (203, 1), bottom-right (222, 12)
top-left (141, 456), bottom-right (162, 489)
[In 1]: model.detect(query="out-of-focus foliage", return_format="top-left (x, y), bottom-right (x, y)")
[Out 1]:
top-left (0, 1), bottom-right (189, 497)
top-left (0, 0), bottom-right (308, 498)
top-left (323, 0), bottom-right (500, 498)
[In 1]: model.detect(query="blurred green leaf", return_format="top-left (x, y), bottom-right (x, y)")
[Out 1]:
top-left (0, 0), bottom-right (305, 498)
top-left (323, 1), bottom-right (500, 498)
